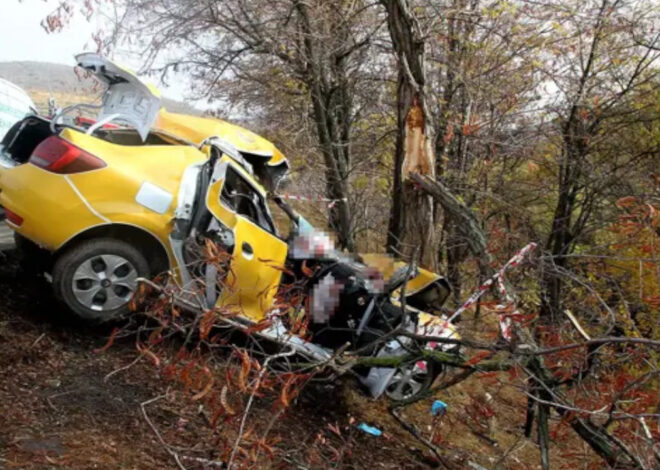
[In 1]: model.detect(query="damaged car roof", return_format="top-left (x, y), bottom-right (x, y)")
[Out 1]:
top-left (155, 110), bottom-right (287, 166)
top-left (75, 53), bottom-right (289, 175)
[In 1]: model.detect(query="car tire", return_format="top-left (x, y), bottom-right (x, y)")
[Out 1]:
top-left (52, 238), bottom-right (150, 322)
top-left (384, 358), bottom-right (440, 403)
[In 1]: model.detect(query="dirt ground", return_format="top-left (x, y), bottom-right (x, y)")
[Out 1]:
top-left (0, 248), bottom-right (447, 469)
top-left (0, 245), bottom-right (597, 470)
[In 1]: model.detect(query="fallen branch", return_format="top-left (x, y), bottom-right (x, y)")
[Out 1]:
top-left (141, 394), bottom-right (189, 470)
top-left (227, 348), bottom-right (296, 470)
top-left (389, 405), bottom-right (452, 469)
top-left (409, 173), bottom-right (488, 262)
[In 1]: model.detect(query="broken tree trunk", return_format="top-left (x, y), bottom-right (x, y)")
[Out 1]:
top-left (382, 0), bottom-right (436, 269)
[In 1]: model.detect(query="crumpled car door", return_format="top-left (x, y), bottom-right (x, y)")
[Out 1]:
top-left (205, 159), bottom-right (288, 321)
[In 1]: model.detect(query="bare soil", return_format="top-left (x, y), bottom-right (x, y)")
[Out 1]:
top-left (0, 249), bottom-right (435, 469)
top-left (0, 247), bottom-right (595, 469)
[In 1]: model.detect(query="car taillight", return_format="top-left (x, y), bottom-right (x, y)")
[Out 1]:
top-left (29, 136), bottom-right (106, 174)
top-left (5, 209), bottom-right (23, 226)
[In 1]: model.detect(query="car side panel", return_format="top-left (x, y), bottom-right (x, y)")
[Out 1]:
top-left (0, 163), bottom-right (104, 250)
top-left (360, 253), bottom-right (443, 295)
top-left (214, 217), bottom-right (288, 321)
top-left (63, 128), bottom-right (207, 254)
top-left (0, 127), bottom-right (207, 268)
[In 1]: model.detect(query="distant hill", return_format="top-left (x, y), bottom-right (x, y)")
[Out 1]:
top-left (0, 60), bottom-right (202, 116)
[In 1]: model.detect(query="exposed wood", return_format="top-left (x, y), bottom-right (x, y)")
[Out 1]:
top-left (382, 0), bottom-right (437, 268)
top-left (563, 309), bottom-right (592, 341)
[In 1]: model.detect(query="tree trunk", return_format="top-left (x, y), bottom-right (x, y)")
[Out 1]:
top-left (540, 123), bottom-right (586, 321)
top-left (540, 0), bottom-right (607, 321)
top-left (382, 0), bottom-right (436, 268)
top-left (295, 0), bottom-right (355, 251)
top-left (309, 86), bottom-right (354, 251)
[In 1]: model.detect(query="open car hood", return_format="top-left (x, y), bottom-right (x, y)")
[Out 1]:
top-left (75, 53), bottom-right (161, 141)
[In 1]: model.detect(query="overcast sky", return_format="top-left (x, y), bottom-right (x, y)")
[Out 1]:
top-left (0, 1), bottom-right (192, 102)
top-left (0, 1), bottom-right (98, 65)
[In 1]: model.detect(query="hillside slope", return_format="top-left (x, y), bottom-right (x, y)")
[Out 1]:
top-left (0, 60), bottom-right (201, 115)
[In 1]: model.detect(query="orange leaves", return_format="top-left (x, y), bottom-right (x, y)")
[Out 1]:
top-left (136, 342), bottom-right (160, 366)
top-left (286, 303), bottom-right (310, 339)
top-left (443, 122), bottom-right (454, 145)
top-left (93, 327), bottom-right (120, 354)
top-left (535, 325), bottom-right (590, 382)
top-left (462, 122), bottom-right (481, 136)
top-left (199, 309), bottom-right (216, 341)
top-left (219, 385), bottom-right (236, 417)
top-left (641, 295), bottom-right (660, 309)
top-left (505, 312), bottom-right (537, 328)
top-left (550, 411), bottom-right (575, 441)
top-left (477, 371), bottom-right (500, 385)
top-left (245, 319), bottom-right (273, 335)
top-left (442, 116), bottom-right (483, 146)
top-left (276, 373), bottom-right (311, 410)
top-left (463, 351), bottom-right (493, 367)
top-left (464, 395), bottom-right (495, 431)
top-left (301, 260), bottom-right (316, 277)
top-left (192, 367), bottom-right (214, 401)
top-left (614, 197), bottom-right (660, 231)
top-left (508, 365), bottom-right (522, 381)
top-left (612, 221), bottom-right (644, 236)
top-left (646, 203), bottom-right (659, 227)
top-left (616, 196), bottom-right (638, 209)
top-left (526, 160), bottom-right (540, 174)
top-left (204, 237), bottom-right (233, 264)
top-left (278, 374), bottom-right (298, 408)
top-left (237, 349), bottom-right (252, 393)
top-left (606, 195), bottom-right (660, 321)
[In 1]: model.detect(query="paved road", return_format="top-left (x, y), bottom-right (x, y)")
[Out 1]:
top-left (0, 222), bottom-right (15, 251)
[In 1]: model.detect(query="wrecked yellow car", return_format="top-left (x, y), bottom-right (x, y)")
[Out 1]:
top-left (0, 54), bottom-right (459, 400)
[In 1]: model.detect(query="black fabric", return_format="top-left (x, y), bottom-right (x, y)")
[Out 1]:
top-left (2, 116), bottom-right (54, 163)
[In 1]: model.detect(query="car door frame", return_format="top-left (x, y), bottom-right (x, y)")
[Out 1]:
top-left (204, 156), bottom-right (288, 321)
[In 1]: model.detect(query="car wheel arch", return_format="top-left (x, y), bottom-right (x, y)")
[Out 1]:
top-left (55, 223), bottom-right (170, 277)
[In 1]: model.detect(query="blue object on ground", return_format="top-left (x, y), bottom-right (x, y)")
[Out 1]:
top-left (431, 400), bottom-right (448, 416)
top-left (357, 423), bottom-right (382, 436)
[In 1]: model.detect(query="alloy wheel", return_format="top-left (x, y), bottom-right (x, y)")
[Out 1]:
top-left (71, 254), bottom-right (138, 311)
top-left (384, 361), bottom-right (431, 401)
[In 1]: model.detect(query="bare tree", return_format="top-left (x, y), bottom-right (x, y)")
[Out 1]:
top-left (101, 0), bottom-right (390, 250)
top-left (533, 0), bottom-right (660, 321)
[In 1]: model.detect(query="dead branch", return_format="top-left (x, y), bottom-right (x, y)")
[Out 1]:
top-left (227, 347), bottom-right (296, 470)
top-left (409, 173), bottom-right (489, 263)
top-left (141, 394), bottom-right (189, 470)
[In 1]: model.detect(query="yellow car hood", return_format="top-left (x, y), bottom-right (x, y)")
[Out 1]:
top-left (361, 253), bottom-right (446, 296)
top-left (155, 110), bottom-right (287, 165)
